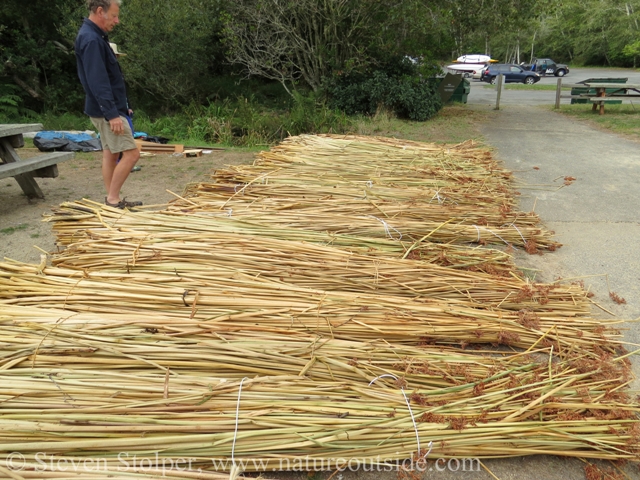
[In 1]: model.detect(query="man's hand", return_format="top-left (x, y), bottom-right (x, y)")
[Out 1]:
top-left (109, 116), bottom-right (124, 135)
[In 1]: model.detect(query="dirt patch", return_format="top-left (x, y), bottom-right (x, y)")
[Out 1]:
top-left (0, 148), bottom-right (256, 263)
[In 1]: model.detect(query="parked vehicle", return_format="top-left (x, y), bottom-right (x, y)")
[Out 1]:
top-left (480, 64), bottom-right (541, 85)
top-left (472, 64), bottom-right (489, 79)
top-left (522, 58), bottom-right (570, 77)
top-left (446, 54), bottom-right (497, 78)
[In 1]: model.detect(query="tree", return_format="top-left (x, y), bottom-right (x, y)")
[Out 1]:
top-left (0, 0), bottom-right (85, 112)
top-left (440, 0), bottom-right (539, 59)
top-left (528, 0), bottom-right (640, 66)
top-left (223, 0), bottom-right (379, 94)
top-left (114, 0), bottom-right (226, 109)
top-left (222, 0), bottom-right (447, 95)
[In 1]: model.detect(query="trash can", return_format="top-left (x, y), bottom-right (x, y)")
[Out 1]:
top-left (450, 79), bottom-right (470, 104)
top-left (428, 76), bottom-right (470, 104)
top-left (571, 78), bottom-right (627, 105)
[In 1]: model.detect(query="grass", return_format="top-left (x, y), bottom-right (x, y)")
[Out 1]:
top-left (9, 97), bottom-right (485, 156)
top-left (355, 104), bottom-right (488, 144)
top-left (554, 103), bottom-right (640, 139)
top-left (1, 224), bottom-right (29, 235)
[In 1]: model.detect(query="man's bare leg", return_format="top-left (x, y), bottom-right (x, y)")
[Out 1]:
top-left (105, 148), bottom-right (140, 204)
top-left (102, 149), bottom-right (119, 195)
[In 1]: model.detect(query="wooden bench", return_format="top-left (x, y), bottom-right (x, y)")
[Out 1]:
top-left (555, 79), bottom-right (640, 110)
top-left (581, 83), bottom-right (640, 115)
top-left (0, 123), bottom-right (75, 199)
top-left (0, 152), bottom-right (74, 180)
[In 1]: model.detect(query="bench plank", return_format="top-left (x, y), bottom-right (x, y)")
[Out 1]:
top-left (0, 152), bottom-right (74, 179)
top-left (0, 139), bottom-right (43, 198)
top-left (0, 124), bottom-right (43, 138)
top-left (33, 165), bottom-right (59, 178)
top-left (8, 134), bottom-right (25, 148)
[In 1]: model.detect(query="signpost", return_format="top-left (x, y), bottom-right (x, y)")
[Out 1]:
top-left (495, 74), bottom-right (504, 110)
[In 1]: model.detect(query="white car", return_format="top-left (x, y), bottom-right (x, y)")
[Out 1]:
top-left (472, 64), bottom-right (489, 79)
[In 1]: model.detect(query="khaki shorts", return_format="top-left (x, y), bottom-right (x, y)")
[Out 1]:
top-left (90, 116), bottom-right (137, 154)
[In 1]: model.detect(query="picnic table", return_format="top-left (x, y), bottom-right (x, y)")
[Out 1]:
top-left (0, 124), bottom-right (74, 199)
top-left (582, 82), bottom-right (640, 115)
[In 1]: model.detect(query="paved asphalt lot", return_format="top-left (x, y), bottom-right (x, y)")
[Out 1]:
top-left (472, 67), bottom-right (640, 480)
top-left (468, 66), bottom-right (640, 106)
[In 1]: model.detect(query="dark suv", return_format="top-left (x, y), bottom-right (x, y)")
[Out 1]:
top-left (480, 64), bottom-right (541, 85)
top-left (523, 58), bottom-right (570, 77)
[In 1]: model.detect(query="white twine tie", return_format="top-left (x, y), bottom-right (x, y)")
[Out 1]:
top-left (429, 192), bottom-right (443, 204)
top-left (231, 377), bottom-right (249, 468)
top-left (362, 215), bottom-right (402, 241)
top-left (506, 223), bottom-right (526, 245)
top-left (368, 374), bottom-right (432, 457)
top-left (473, 225), bottom-right (481, 243)
top-left (472, 225), bottom-right (510, 246)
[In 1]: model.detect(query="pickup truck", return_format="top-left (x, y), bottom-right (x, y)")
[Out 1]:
top-left (521, 58), bottom-right (570, 77)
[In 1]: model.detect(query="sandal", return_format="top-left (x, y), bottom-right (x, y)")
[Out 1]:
top-left (105, 197), bottom-right (143, 209)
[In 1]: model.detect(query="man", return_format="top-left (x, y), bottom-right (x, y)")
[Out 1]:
top-left (109, 42), bottom-right (140, 172)
top-left (75, 0), bottom-right (141, 208)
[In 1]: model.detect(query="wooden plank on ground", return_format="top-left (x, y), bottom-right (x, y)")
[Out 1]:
top-left (135, 140), bottom-right (184, 153)
top-left (184, 146), bottom-right (226, 151)
top-left (183, 149), bottom-right (203, 157)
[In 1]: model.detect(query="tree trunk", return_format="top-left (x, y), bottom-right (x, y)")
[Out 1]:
top-left (530, 30), bottom-right (536, 63)
top-left (12, 75), bottom-right (42, 99)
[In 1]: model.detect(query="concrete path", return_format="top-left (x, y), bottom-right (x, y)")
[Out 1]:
top-left (480, 106), bottom-right (639, 329)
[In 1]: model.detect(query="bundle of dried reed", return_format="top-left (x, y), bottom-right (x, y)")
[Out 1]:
top-left (0, 260), bottom-right (617, 354)
top-left (0, 305), bottom-right (636, 477)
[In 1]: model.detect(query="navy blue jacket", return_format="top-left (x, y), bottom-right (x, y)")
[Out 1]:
top-left (75, 19), bottom-right (128, 120)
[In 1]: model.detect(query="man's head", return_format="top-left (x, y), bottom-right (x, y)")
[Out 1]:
top-left (87, 0), bottom-right (122, 32)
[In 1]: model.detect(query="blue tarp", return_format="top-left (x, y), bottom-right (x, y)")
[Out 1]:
top-left (34, 131), bottom-right (102, 152)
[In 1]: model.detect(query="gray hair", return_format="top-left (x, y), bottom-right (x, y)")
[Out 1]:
top-left (87, 0), bottom-right (121, 13)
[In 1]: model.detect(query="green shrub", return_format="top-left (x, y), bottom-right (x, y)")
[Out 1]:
top-left (0, 107), bottom-right (91, 130)
top-left (131, 93), bottom-right (353, 147)
top-left (36, 112), bottom-right (92, 131)
top-left (0, 83), bottom-right (38, 121)
top-left (326, 59), bottom-right (443, 121)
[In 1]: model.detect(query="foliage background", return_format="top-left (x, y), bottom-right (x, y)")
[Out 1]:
top-left (1, 0), bottom-right (639, 142)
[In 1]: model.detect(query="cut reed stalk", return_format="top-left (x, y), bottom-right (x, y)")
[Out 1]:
top-left (0, 306), bottom-right (637, 472)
